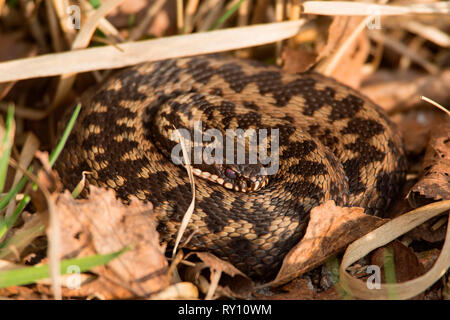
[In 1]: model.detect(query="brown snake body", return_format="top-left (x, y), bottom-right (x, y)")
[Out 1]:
top-left (56, 55), bottom-right (406, 278)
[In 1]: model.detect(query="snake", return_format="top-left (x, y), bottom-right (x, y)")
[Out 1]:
top-left (55, 55), bottom-right (407, 279)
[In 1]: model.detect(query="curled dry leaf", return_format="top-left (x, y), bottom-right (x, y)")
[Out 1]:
top-left (270, 200), bottom-right (386, 287)
top-left (409, 118), bottom-right (450, 205)
top-left (51, 186), bottom-right (169, 299)
top-left (185, 252), bottom-right (253, 299)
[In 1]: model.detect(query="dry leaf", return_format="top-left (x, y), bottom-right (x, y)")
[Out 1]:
top-left (409, 118), bottom-right (450, 204)
top-left (270, 200), bottom-right (385, 287)
top-left (0, 284), bottom-right (44, 300)
top-left (371, 240), bottom-right (425, 284)
top-left (50, 186), bottom-right (170, 299)
top-left (370, 241), bottom-right (426, 299)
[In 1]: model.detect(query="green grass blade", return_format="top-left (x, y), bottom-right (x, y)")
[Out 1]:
top-left (0, 105), bottom-right (80, 240)
top-left (49, 103), bottom-right (81, 167)
top-left (0, 247), bottom-right (129, 288)
top-left (0, 195), bottom-right (30, 241)
top-left (209, 0), bottom-right (247, 31)
top-left (0, 105), bottom-right (15, 194)
top-left (89, 0), bottom-right (101, 9)
top-left (383, 246), bottom-right (398, 299)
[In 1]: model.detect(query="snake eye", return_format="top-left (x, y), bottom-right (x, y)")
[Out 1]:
top-left (225, 168), bottom-right (237, 179)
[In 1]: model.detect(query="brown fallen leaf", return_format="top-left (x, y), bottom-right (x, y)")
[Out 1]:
top-left (269, 200), bottom-right (386, 287)
top-left (48, 186), bottom-right (170, 299)
top-left (371, 240), bottom-right (426, 299)
top-left (371, 240), bottom-right (425, 284)
top-left (184, 252), bottom-right (253, 299)
top-left (409, 117), bottom-right (450, 205)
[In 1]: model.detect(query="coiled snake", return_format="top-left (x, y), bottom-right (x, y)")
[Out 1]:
top-left (56, 55), bottom-right (406, 278)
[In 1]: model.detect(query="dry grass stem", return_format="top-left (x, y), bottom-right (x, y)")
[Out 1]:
top-left (421, 96), bottom-right (450, 117)
top-left (303, 1), bottom-right (450, 16)
top-left (171, 129), bottom-right (196, 258)
top-left (0, 20), bottom-right (307, 83)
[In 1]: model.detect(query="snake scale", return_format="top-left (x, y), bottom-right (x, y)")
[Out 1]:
top-left (55, 55), bottom-right (407, 278)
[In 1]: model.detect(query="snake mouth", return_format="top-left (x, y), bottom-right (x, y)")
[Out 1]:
top-left (190, 166), bottom-right (268, 192)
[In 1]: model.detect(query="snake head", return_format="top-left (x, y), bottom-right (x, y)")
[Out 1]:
top-left (191, 163), bottom-right (269, 192)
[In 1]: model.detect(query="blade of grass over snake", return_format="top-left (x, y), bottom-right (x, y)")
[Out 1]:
top-left (49, 103), bottom-right (81, 166)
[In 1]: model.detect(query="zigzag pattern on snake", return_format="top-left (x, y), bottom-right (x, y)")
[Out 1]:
top-left (55, 55), bottom-right (407, 278)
